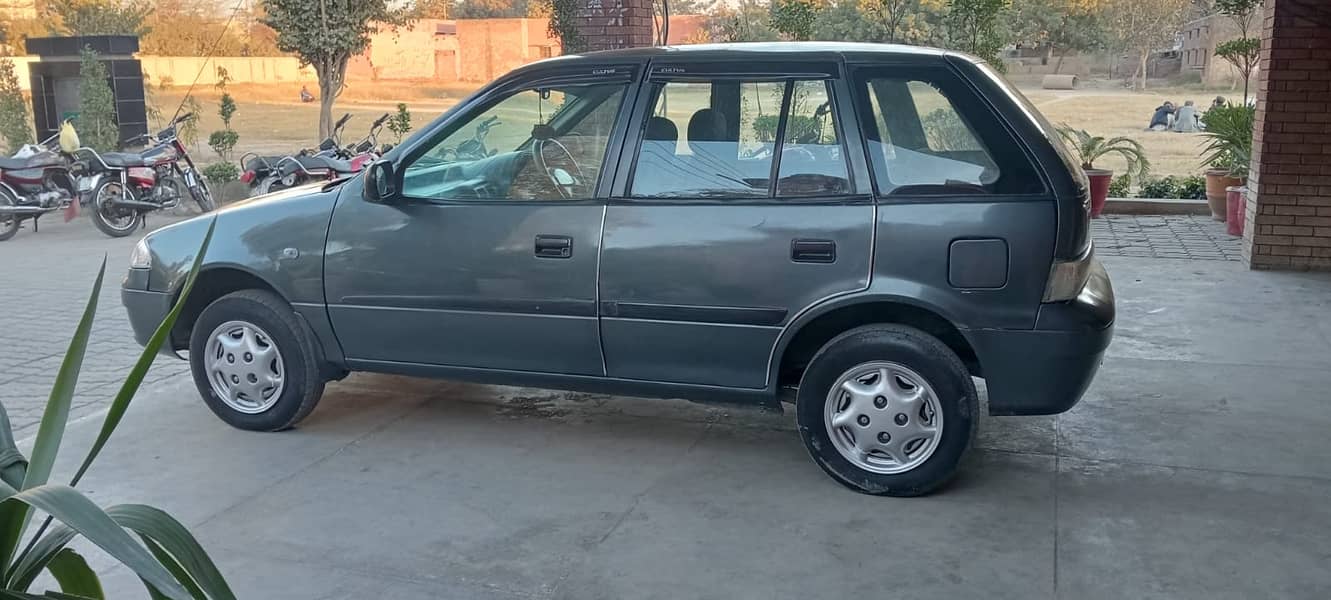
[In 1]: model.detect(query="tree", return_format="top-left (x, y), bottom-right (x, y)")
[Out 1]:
top-left (1007, 0), bottom-right (1106, 73)
top-left (707, 0), bottom-right (781, 42)
top-left (453, 0), bottom-right (532, 18)
top-left (770, 0), bottom-right (823, 41)
top-left (548, 0), bottom-right (586, 53)
top-left (76, 48), bottom-right (118, 152)
top-left (412, 0), bottom-right (452, 19)
top-left (263, 0), bottom-right (409, 139)
top-left (0, 59), bottom-right (32, 154)
top-left (46, 0), bottom-right (150, 36)
top-left (1213, 0), bottom-right (1260, 103)
top-left (945, 0), bottom-right (1009, 67)
top-left (1104, 0), bottom-right (1191, 90)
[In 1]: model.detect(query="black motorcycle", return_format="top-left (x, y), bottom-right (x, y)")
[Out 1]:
top-left (74, 113), bottom-right (215, 237)
top-left (242, 113), bottom-right (388, 197)
top-left (0, 134), bottom-right (79, 242)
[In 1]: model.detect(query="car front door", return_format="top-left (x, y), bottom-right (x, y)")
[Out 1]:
top-left (324, 67), bottom-right (637, 375)
top-left (596, 60), bottom-right (875, 389)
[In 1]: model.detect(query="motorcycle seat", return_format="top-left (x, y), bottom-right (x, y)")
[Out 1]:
top-left (100, 153), bottom-right (149, 168)
top-left (0, 154), bottom-right (64, 170)
top-left (282, 155), bottom-right (356, 175)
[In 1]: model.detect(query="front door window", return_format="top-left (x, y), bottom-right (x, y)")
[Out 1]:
top-left (402, 81), bottom-right (627, 201)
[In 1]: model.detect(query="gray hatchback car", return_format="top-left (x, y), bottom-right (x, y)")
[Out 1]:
top-left (123, 42), bottom-right (1113, 496)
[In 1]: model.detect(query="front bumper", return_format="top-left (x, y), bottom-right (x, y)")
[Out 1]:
top-left (122, 287), bottom-right (178, 357)
top-left (965, 260), bottom-right (1115, 416)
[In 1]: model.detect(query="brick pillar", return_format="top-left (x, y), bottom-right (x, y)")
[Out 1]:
top-left (575, 0), bottom-right (654, 52)
top-left (1243, 0), bottom-right (1331, 270)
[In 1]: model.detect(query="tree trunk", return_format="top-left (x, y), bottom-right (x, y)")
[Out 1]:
top-left (313, 55), bottom-right (349, 141)
top-left (1054, 48), bottom-right (1066, 74)
top-left (1138, 50), bottom-right (1149, 90)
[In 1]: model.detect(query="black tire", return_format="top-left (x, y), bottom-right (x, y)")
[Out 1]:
top-left (189, 289), bottom-right (326, 431)
top-left (796, 324), bottom-right (978, 497)
top-left (0, 188), bottom-right (19, 241)
top-left (89, 180), bottom-right (140, 238)
top-left (189, 180), bottom-right (215, 212)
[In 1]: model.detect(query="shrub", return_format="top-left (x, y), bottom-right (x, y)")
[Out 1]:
top-left (1199, 104), bottom-right (1255, 179)
top-left (388, 102), bottom-right (412, 144)
top-left (1137, 176), bottom-right (1179, 199)
top-left (1108, 174), bottom-right (1131, 198)
top-left (1177, 175), bottom-right (1206, 200)
top-left (1056, 125), bottom-right (1150, 181)
top-left (76, 47), bottom-right (119, 152)
top-left (0, 58), bottom-right (32, 153)
top-left (202, 161), bottom-right (240, 186)
top-left (0, 223), bottom-right (234, 598)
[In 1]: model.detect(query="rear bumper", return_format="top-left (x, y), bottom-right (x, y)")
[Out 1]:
top-left (965, 260), bottom-right (1115, 416)
top-left (122, 287), bottom-right (178, 357)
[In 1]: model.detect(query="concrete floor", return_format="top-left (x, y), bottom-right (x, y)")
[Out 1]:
top-left (20, 253), bottom-right (1323, 599)
top-left (7, 217), bottom-right (1331, 598)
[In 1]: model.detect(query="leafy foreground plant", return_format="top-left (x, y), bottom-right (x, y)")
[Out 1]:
top-left (0, 219), bottom-right (233, 599)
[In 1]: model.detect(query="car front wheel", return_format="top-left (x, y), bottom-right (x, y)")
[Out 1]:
top-left (189, 289), bottom-right (325, 431)
top-left (796, 324), bottom-right (977, 497)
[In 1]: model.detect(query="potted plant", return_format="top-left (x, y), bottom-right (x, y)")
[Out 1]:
top-left (1199, 103), bottom-right (1255, 221)
top-left (1057, 126), bottom-right (1150, 218)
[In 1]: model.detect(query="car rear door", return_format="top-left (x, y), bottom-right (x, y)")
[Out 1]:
top-left (596, 59), bottom-right (875, 389)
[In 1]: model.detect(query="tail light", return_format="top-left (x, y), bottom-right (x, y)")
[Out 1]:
top-left (240, 170), bottom-right (255, 184)
top-left (1043, 245), bottom-right (1094, 302)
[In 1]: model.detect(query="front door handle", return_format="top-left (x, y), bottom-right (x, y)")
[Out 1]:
top-left (791, 239), bottom-right (836, 263)
top-left (535, 235), bottom-right (573, 259)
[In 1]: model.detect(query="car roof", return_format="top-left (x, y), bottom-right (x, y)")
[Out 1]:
top-left (509, 42), bottom-right (968, 75)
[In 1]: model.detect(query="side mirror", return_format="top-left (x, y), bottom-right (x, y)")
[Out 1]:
top-left (362, 160), bottom-right (397, 204)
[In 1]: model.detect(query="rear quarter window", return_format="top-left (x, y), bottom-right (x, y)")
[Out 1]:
top-left (853, 66), bottom-right (1044, 197)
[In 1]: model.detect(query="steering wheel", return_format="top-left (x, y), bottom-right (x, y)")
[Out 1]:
top-left (533, 138), bottom-right (585, 199)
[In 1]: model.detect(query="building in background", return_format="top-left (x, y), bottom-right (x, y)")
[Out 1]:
top-left (1179, 13), bottom-right (1258, 87)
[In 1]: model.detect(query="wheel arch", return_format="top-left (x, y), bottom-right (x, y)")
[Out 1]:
top-left (771, 295), bottom-right (981, 391)
top-left (169, 264), bottom-right (288, 353)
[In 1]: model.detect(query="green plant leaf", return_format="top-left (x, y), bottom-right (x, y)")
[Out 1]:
top-left (6, 524), bottom-right (77, 591)
top-left (69, 218), bottom-right (216, 487)
top-left (0, 259), bottom-right (105, 570)
top-left (108, 505), bottom-right (233, 600)
top-left (46, 549), bottom-right (103, 599)
top-left (0, 403), bottom-right (26, 491)
top-left (140, 537), bottom-right (206, 600)
top-left (0, 483), bottom-right (190, 600)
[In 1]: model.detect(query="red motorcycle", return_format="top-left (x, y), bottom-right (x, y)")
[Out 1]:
top-left (0, 134), bottom-right (78, 242)
top-left (74, 112), bottom-right (215, 237)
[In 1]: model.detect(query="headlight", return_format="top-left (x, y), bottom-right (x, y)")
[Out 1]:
top-left (129, 239), bottom-right (152, 269)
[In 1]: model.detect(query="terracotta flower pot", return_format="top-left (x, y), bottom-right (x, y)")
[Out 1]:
top-left (1085, 168), bottom-right (1112, 218)
top-left (1205, 168), bottom-right (1243, 221)
top-left (1226, 186), bottom-right (1247, 237)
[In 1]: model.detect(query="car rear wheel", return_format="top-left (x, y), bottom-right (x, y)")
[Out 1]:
top-left (189, 289), bottom-right (325, 431)
top-left (796, 324), bottom-right (977, 497)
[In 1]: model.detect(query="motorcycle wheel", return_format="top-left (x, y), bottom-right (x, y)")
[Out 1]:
top-left (90, 180), bottom-right (141, 238)
top-left (0, 188), bottom-right (19, 242)
top-left (189, 180), bottom-right (216, 212)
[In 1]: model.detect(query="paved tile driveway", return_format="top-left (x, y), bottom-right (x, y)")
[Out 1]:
top-left (1092, 214), bottom-right (1243, 261)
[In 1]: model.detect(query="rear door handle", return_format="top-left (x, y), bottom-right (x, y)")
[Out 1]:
top-left (791, 239), bottom-right (836, 263)
top-left (535, 235), bottom-right (573, 259)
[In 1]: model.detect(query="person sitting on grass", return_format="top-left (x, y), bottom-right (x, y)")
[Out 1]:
top-left (300, 85), bottom-right (315, 103)
top-left (1172, 100), bottom-right (1200, 133)
top-left (1148, 101), bottom-right (1175, 131)
top-left (1212, 96), bottom-right (1227, 110)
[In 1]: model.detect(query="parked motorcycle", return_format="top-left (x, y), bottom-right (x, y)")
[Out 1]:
top-left (242, 113), bottom-right (388, 197)
top-left (0, 133), bottom-right (79, 242)
top-left (75, 112), bottom-right (215, 238)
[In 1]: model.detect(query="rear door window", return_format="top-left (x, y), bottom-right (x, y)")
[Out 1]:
top-left (855, 68), bottom-right (1043, 196)
top-left (629, 77), bottom-right (852, 199)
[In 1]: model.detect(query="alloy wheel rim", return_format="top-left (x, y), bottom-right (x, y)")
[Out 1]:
top-left (204, 320), bottom-right (286, 414)
top-left (823, 361), bottom-right (944, 475)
